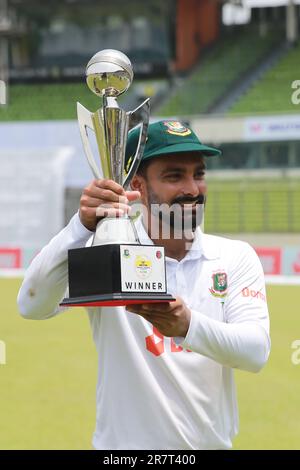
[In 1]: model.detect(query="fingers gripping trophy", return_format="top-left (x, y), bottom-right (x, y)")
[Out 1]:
top-left (61, 50), bottom-right (174, 307)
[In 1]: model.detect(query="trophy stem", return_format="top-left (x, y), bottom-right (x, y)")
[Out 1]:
top-left (103, 100), bottom-right (129, 186)
top-left (92, 214), bottom-right (139, 246)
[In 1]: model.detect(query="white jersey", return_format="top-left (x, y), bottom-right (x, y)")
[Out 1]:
top-left (17, 213), bottom-right (270, 450)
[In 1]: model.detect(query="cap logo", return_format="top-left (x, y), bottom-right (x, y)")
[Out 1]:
top-left (163, 121), bottom-right (192, 137)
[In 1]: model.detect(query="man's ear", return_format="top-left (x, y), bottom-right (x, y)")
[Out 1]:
top-left (130, 174), bottom-right (145, 195)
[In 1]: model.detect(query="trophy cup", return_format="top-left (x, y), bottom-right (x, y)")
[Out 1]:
top-left (61, 49), bottom-right (174, 307)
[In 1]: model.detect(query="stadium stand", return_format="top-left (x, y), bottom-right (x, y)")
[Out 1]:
top-left (229, 40), bottom-right (300, 114)
top-left (156, 26), bottom-right (284, 116)
top-left (0, 83), bottom-right (97, 121)
top-left (0, 81), bottom-right (144, 121)
top-left (0, 79), bottom-right (168, 121)
top-left (205, 178), bottom-right (300, 234)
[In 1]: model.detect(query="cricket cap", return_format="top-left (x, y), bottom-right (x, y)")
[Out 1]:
top-left (125, 120), bottom-right (221, 173)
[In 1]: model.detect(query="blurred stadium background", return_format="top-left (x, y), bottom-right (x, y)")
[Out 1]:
top-left (0, 0), bottom-right (299, 450)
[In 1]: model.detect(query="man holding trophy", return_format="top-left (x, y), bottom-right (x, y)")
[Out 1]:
top-left (18, 50), bottom-right (270, 450)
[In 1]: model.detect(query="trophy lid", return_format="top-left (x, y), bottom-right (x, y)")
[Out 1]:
top-left (86, 49), bottom-right (133, 97)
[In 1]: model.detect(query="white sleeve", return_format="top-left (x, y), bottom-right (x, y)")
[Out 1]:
top-left (178, 243), bottom-right (271, 373)
top-left (17, 212), bottom-right (94, 320)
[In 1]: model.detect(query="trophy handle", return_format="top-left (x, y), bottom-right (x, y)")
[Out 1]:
top-left (122, 98), bottom-right (150, 190)
top-left (77, 102), bottom-right (102, 179)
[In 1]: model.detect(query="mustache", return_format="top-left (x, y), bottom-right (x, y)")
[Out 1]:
top-left (171, 194), bottom-right (206, 205)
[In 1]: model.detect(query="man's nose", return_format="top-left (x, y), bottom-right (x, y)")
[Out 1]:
top-left (182, 176), bottom-right (203, 197)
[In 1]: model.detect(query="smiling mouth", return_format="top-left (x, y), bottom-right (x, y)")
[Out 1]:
top-left (174, 195), bottom-right (206, 206)
top-left (179, 202), bottom-right (198, 208)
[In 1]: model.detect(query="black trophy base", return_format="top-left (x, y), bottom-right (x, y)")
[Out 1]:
top-left (60, 292), bottom-right (175, 308)
top-left (60, 243), bottom-right (175, 308)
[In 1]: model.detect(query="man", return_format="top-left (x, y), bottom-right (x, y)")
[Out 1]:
top-left (17, 120), bottom-right (270, 450)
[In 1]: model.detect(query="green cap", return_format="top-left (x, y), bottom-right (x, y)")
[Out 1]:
top-left (125, 120), bottom-right (221, 173)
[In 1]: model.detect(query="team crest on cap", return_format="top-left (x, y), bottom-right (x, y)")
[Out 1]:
top-left (163, 121), bottom-right (192, 137)
top-left (209, 272), bottom-right (228, 298)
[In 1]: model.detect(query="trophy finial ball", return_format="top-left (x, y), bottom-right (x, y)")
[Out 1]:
top-left (86, 49), bottom-right (133, 97)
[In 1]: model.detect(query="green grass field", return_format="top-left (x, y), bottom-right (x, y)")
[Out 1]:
top-left (0, 279), bottom-right (299, 449)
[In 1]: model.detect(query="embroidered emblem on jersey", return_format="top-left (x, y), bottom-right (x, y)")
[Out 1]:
top-left (163, 121), bottom-right (192, 136)
top-left (209, 272), bottom-right (228, 298)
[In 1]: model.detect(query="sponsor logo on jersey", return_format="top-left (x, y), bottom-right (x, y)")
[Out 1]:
top-left (241, 287), bottom-right (266, 302)
top-left (135, 255), bottom-right (152, 279)
top-left (163, 121), bottom-right (192, 136)
top-left (209, 272), bottom-right (228, 298)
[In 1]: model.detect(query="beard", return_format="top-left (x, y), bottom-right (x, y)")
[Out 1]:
top-left (146, 184), bottom-right (206, 233)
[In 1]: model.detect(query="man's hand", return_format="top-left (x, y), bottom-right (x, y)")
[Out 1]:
top-left (126, 297), bottom-right (191, 338)
top-left (79, 179), bottom-right (141, 231)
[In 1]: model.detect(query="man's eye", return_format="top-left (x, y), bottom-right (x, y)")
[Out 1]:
top-left (195, 171), bottom-right (205, 178)
top-left (165, 173), bottom-right (181, 179)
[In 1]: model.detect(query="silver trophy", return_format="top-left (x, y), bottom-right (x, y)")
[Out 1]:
top-left (61, 49), bottom-right (174, 307)
top-left (77, 49), bottom-right (149, 246)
